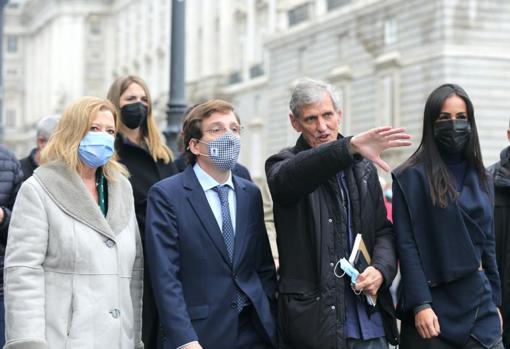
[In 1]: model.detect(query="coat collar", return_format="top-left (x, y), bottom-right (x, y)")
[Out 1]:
top-left (33, 161), bottom-right (130, 239)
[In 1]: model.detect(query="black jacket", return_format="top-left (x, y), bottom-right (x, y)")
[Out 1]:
top-left (0, 145), bottom-right (23, 296)
top-left (266, 136), bottom-right (398, 349)
top-left (20, 148), bottom-right (38, 182)
top-left (115, 135), bottom-right (177, 349)
top-left (488, 146), bottom-right (510, 349)
top-left (115, 136), bottom-right (177, 238)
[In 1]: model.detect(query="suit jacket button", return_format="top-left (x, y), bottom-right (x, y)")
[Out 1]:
top-left (105, 239), bottom-right (115, 248)
top-left (109, 309), bottom-right (120, 318)
top-left (231, 302), bottom-right (237, 309)
top-left (232, 272), bottom-right (237, 279)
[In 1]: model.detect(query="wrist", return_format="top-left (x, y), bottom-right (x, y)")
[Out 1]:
top-left (414, 303), bottom-right (432, 315)
top-left (348, 136), bottom-right (358, 155)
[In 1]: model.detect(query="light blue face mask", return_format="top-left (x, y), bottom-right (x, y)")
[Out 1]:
top-left (78, 131), bottom-right (115, 168)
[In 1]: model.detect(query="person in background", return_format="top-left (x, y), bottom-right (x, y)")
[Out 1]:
top-left (0, 144), bottom-right (23, 347)
top-left (3, 96), bottom-right (143, 348)
top-left (379, 177), bottom-right (393, 222)
top-left (146, 99), bottom-right (277, 349)
top-left (393, 84), bottom-right (503, 349)
top-left (487, 118), bottom-right (510, 349)
top-left (107, 75), bottom-right (177, 348)
top-left (20, 114), bottom-right (60, 181)
top-left (266, 78), bottom-right (411, 349)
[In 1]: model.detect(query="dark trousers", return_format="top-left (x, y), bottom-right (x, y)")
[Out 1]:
top-left (237, 305), bottom-right (273, 349)
top-left (0, 295), bottom-right (4, 347)
top-left (400, 322), bottom-right (504, 349)
top-left (347, 337), bottom-right (388, 349)
top-left (142, 269), bottom-right (160, 349)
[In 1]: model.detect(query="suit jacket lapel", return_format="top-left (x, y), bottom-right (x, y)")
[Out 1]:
top-left (233, 176), bottom-right (249, 267)
top-left (183, 167), bottom-right (231, 266)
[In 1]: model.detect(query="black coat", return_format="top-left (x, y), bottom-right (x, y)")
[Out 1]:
top-left (266, 135), bottom-right (398, 349)
top-left (0, 145), bottom-right (23, 296)
top-left (20, 148), bottom-right (38, 182)
top-left (115, 136), bottom-right (177, 238)
top-left (488, 146), bottom-right (510, 349)
top-left (115, 135), bottom-right (177, 349)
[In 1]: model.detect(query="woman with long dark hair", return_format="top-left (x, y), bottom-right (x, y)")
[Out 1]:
top-left (393, 84), bottom-right (503, 348)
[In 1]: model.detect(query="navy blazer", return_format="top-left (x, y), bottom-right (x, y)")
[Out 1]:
top-left (393, 163), bottom-right (501, 346)
top-left (145, 166), bottom-right (277, 349)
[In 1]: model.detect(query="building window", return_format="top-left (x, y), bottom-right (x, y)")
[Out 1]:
top-left (6, 68), bottom-right (18, 77)
top-left (379, 74), bottom-right (397, 126)
top-left (89, 16), bottom-right (102, 35)
top-left (327, 0), bottom-right (351, 11)
top-left (384, 17), bottom-right (397, 46)
top-left (335, 83), bottom-right (351, 134)
top-left (249, 63), bottom-right (264, 79)
top-left (5, 109), bottom-right (16, 128)
top-left (228, 71), bottom-right (242, 85)
top-left (337, 33), bottom-right (349, 61)
top-left (288, 3), bottom-right (309, 27)
top-left (6, 36), bottom-right (17, 53)
top-left (297, 46), bottom-right (306, 73)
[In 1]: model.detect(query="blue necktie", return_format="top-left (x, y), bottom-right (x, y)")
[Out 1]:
top-left (214, 185), bottom-right (235, 260)
top-left (214, 185), bottom-right (247, 312)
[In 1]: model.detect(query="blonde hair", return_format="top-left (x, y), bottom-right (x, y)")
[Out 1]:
top-left (106, 75), bottom-right (173, 163)
top-left (40, 96), bottom-right (128, 180)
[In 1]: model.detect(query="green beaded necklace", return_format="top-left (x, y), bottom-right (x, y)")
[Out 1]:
top-left (96, 169), bottom-right (106, 216)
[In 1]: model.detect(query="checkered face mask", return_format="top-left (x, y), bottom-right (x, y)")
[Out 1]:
top-left (200, 130), bottom-right (241, 171)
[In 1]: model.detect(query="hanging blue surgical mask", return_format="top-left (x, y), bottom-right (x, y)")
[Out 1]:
top-left (78, 131), bottom-right (115, 168)
top-left (199, 130), bottom-right (241, 171)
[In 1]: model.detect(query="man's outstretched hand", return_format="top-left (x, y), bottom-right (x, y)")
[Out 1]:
top-left (349, 127), bottom-right (412, 172)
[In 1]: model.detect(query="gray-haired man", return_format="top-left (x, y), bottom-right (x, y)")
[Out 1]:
top-left (20, 114), bottom-right (60, 181)
top-left (265, 78), bottom-right (410, 349)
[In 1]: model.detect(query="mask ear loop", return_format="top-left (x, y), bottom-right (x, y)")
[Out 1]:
top-left (334, 259), bottom-right (363, 295)
top-left (351, 285), bottom-right (362, 295)
top-left (333, 259), bottom-right (346, 278)
top-left (189, 138), bottom-right (209, 157)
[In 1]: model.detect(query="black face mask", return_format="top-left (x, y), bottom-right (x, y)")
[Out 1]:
top-left (121, 102), bottom-right (148, 129)
top-left (433, 119), bottom-right (472, 154)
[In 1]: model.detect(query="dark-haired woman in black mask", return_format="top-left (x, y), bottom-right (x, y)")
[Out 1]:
top-left (392, 84), bottom-right (503, 349)
top-left (107, 75), bottom-right (177, 348)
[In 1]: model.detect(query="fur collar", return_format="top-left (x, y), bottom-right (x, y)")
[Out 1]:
top-left (33, 161), bottom-right (131, 239)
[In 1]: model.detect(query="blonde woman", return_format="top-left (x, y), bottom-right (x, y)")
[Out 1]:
top-left (3, 97), bottom-right (143, 349)
top-left (107, 75), bottom-right (176, 347)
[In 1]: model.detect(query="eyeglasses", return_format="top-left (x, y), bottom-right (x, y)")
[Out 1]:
top-left (204, 125), bottom-right (244, 137)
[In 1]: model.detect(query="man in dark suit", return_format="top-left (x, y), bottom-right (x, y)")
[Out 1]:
top-left (145, 99), bottom-right (277, 349)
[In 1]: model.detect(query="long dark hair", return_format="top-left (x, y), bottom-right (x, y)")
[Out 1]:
top-left (401, 83), bottom-right (487, 207)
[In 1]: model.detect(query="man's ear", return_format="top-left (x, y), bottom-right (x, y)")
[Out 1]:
top-left (507, 128), bottom-right (510, 142)
top-left (188, 138), bottom-right (200, 156)
top-left (289, 113), bottom-right (302, 132)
